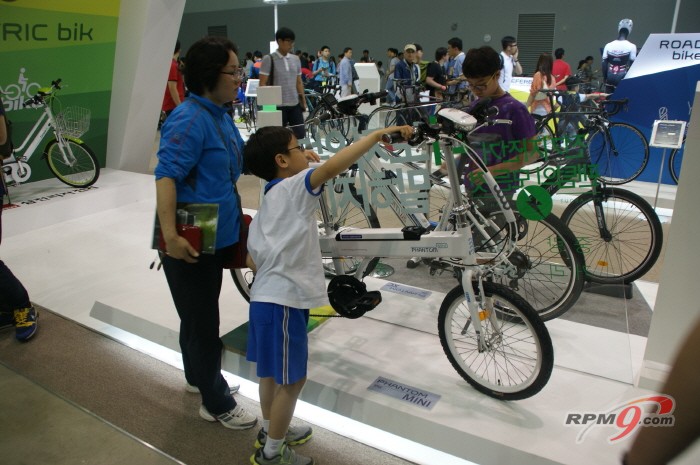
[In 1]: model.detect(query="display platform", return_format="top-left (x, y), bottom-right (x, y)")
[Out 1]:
top-left (3, 170), bottom-right (699, 465)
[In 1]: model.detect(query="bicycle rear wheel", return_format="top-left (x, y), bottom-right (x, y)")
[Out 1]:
top-left (669, 146), bottom-right (683, 185)
top-left (560, 187), bottom-right (663, 284)
top-left (438, 281), bottom-right (553, 400)
top-left (44, 139), bottom-right (99, 187)
top-left (588, 123), bottom-right (649, 185)
top-left (486, 213), bottom-right (585, 321)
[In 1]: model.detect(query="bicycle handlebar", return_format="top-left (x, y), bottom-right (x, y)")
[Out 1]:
top-left (382, 107), bottom-right (511, 145)
top-left (23, 78), bottom-right (63, 107)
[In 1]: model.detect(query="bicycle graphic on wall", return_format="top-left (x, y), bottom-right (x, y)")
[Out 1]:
top-left (2, 77), bottom-right (99, 188)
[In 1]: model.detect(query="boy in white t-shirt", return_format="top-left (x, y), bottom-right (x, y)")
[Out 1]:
top-left (242, 123), bottom-right (412, 465)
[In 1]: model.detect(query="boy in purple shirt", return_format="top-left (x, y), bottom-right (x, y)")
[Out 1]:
top-left (461, 46), bottom-right (538, 198)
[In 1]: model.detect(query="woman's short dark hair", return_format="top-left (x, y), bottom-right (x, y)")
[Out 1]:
top-left (462, 46), bottom-right (501, 78)
top-left (243, 126), bottom-right (294, 182)
top-left (435, 47), bottom-right (448, 61)
top-left (275, 27), bottom-right (295, 42)
top-left (183, 36), bottom-right (238, 96)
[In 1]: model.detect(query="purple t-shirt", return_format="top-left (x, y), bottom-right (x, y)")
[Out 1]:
top-left (466, 93), bottom-right (536, 193)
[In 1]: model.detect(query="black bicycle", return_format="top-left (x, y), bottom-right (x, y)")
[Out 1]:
top-left (527, 92), bottom-right (649, 186)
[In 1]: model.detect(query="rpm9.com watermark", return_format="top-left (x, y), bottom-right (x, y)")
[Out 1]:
top-left (565, 395), bottom-right (675, 444)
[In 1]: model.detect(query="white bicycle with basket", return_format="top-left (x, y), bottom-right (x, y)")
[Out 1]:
top-left (2, 78), bottom-right (99, 188)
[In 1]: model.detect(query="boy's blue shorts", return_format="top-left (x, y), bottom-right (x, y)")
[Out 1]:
top-left (246, 302), bottom-right (309, 385)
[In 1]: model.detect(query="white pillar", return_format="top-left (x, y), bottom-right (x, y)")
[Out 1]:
top-left (638, 81), bottom-right (700, 390)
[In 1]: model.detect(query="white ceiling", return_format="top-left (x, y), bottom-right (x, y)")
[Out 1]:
top-left (184, 0), bottom-right (351, 14)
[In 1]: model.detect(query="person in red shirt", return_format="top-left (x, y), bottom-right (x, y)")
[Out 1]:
top-left (552, 47), bottom-right (572, 91)
top-left (161, 40), bottom-right (186, 124)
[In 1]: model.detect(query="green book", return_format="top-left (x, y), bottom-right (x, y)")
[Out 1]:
top-left (152, 203), bottom-right (219, 254)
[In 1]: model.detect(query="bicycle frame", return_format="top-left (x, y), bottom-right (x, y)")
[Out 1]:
top-left (2, 102), bottom-right (56, 184)
top-left (317, 119), bottom-right (519, 348)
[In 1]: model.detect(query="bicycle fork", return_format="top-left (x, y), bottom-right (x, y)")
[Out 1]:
top-left (593, 193), bottom-right (613, 242)
top-left (459, 268), bottom-right (501, 353)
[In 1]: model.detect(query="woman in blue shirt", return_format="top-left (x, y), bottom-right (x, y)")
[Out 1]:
top-left (155, 36), bottom-right (257, 431)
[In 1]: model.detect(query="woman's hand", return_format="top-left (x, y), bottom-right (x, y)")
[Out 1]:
top-left (164, 236), bottom-right (200, 263)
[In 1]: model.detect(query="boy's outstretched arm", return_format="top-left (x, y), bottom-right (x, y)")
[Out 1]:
top-left (309, 125), bottom-right (413, 189)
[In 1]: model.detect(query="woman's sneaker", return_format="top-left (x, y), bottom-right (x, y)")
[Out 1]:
top-left (255, 425), bottom-right (313, 448)
top-left (13, 306), bottom-right (38, 341)
top-left (199, 404), bottom-right (257, 430)
top-left (250, 443), bottom-right (314, 465)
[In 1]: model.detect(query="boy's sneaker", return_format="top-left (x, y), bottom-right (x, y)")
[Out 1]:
top-left (13, 306), bottom-right (38, 341)
top-left (255, 425), bottom-right (313, 448)
top-left (199, 404), bottom-right (257, 430)
top-left (250, 443), bottom-right (314, 465)
top-left (0, 311), bottom-right (14, 331)
top-left (186, 383), bottom-right (240, 395)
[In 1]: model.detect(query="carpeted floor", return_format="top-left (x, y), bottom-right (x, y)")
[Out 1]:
top-left (0, 307), bottom-right (416, 465)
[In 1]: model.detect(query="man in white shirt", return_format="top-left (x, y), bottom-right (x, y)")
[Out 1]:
top-left (499, 36), bottom-right (522, 92)
top-left (259, 27), bottom-right (307, 139)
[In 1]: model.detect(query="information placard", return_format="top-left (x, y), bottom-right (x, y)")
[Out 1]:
top-left (650, 120), bottom-right (686, 149)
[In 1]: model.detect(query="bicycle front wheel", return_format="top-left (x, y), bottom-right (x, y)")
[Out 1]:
top-left (438, 281), bottom-right (554, 400)
top-left (561, 187), bottom-right (663, 284)
top-left (588, 123), bottom-right (649, 185)
top-left (44, 139), bottom-right (99, 187)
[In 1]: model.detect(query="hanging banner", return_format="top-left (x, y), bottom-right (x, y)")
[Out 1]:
top-left (0, 0), bottom-right (121, 183)
top-left (608, 33), bottom-right (700, 184)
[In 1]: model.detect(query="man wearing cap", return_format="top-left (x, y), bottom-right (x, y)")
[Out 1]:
top-left (393, 44), bottom-right (421, 103)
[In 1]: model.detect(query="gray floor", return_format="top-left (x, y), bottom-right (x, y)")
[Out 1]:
top-left (0, 357), bottom-right (181, 465)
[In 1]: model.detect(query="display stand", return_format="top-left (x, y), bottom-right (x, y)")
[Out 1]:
top-left (583, 281), bottom-right (633, 299)
top-left (649, 119), bottom-right (686, 208)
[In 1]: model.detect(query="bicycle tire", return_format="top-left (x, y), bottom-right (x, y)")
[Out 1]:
top-left (231, 268), bottom-right (254, 302)
top-left (367, 105), bottom-right (399, 131)
top-left (44, 139), bottom-right (99, 187)
top-left (669, 145), bottom-right (683, 185)
top-left (486, 213), bottom-right (586, 321)
top-left (588, 123), bottom-right (649, 185)
top-left (307, 106), bottom-right (351, 150)
top-left (438, 281), bottom-right (553, 400)
top-left (560, 187), bottom-right (663, 284)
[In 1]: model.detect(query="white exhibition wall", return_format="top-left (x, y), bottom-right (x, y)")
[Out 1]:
top-left (106, 0), bottom-right (185, 174)
top-left (640, 83), bottom-right (700, 389)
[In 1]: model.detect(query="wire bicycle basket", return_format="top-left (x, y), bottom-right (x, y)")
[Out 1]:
top-left (55, 106), bottom-right (91, 138)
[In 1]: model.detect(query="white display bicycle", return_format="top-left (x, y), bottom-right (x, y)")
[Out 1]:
top-left (2, 78), bottom-right (99, 188)
top-left (235, 108), bottom-right (554, 400)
